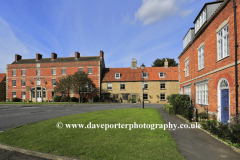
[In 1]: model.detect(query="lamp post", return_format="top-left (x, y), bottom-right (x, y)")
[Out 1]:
top-left (140, 63), bottom-right (145, 109)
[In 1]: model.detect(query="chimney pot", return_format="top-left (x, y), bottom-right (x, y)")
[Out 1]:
top-left (36, 53), bottom-right (42, 61)
top-left (51, 52), bottom-right (57, 60)
top-left (75, 52), bottom-right (80, 59)
top-left (131, 58), bottom-right (137, 69)
top-left (100, 50), bottom-right (104, 59)
top-left (15, 54), bottom-right (22, 62)
top-left (164, 59), bottom-right (168, 68)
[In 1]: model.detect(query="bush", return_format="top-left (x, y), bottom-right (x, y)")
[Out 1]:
top-left (70, 97), bottom-right (78, 102)
top-left (12, 97), bottom-right (22, 102)
top-left (93, 95), bottom-right (100, 102)
top-left (54, 95), bottom-right (61, 102)
top-left (128, 98), bottom-right (132, 102)
top-left (164, 103), bottom-right (174, 114)
top-left (60, 96), bottom-right (69, 102)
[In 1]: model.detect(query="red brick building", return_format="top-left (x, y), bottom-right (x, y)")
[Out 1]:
top-left (6, 51), bottom-right (105, 102)
top-left (178, 0), bottom-right (239, 123)
top-left (0, 73), bottom-right (6, 102)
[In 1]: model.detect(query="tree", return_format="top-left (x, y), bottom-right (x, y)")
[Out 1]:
top-left (152, 58), bottom-right (178, 67)
top-left (73, 71), bottom-right (96, 103)
top-left (54, 75), bottom-right (73, 103)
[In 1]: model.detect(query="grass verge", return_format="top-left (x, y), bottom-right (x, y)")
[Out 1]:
top-left (0, 108), bottom-right (184, 160)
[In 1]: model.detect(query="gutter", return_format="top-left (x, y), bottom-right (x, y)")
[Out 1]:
top-left (233, 0), bottom-right (239, 121)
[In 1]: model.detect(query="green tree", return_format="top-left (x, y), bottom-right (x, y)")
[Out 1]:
top-left (73, 71), bottom-right (96, 103)
top-left (152, 58), bottom-right (178, 67)
top-left (54, 75), bottom-right (73, 103)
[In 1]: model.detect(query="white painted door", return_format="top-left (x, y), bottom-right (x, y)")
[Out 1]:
top-left (37, 91), bottom-right (41, 102)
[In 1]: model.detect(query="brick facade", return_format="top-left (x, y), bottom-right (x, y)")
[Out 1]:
top-left (6, 51), bottom-right (105, 102)
top-left (178, 0), bottom-right (240, 122)
top-left (0, 73), bottom-right (6, 102)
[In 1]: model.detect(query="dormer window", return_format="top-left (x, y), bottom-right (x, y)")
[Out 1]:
top-left (115, 73), bottom-right (121, 79)
top-left (142, 72), bottom-right (148, 78)
top-left (195, 8), bottom-right (206, 34)
top-left (159, 72), bottom-right (165, 78)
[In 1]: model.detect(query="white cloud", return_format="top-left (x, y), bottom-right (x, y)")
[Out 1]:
top-left (179, 9), bottom-right (193, 18)
top-left (0, 17), bottom-right (29, 73)
top-left (134, 0), bottom-right (178, 25)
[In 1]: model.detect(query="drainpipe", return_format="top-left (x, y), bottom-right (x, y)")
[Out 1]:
top-left (233, 0), bottom-right (239, 122)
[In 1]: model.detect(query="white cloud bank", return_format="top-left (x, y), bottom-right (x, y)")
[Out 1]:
top-left (134, 0), bottom-right (192, 25)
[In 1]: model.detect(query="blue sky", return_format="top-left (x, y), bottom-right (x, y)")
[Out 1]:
top-left (0, 0), bottom-right (212, 72)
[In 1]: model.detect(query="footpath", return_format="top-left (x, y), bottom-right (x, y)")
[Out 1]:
top-left (156, 107), bottom-right (240, 160)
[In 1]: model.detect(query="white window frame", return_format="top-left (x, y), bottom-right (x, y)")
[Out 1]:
top-left (88, 68), bottom-right (92, 74)
top-left (52, 69), bottom-right (56, 75)
top-left (115, 73), bottom-right (121, 79)
top-left (185, 58), bottom-right (189, 77)
top-left (217, 24), bottom-right (229, 61)
top-left (21, 70), bottom-right (25, 76)
top-left (78, 68), bottom-right (83, 72)
top-left (183, 84), bottom-right (191, 99)
top-left (36, 79), bottom-right (41, 85)
top-left (142, 82), bottom-right (148, 89)
top-left (12, 80), bottom-right (16, 87)
top-left (195, 79), bottom-right (209, 105)
top-left (142, 72), bottom-right (148, 78)
top-left (52, 79), bottom-right (56, 86)
top-left (159, 72), bottom-right (165, 78)
top-left (198, 46), bottom-right (204, 70)
top-left (61, 68), bottom-right (66, 75)
top-left (12, 70), bottom-right (16, 76)
top-left (107, 83), bottom-right (112, 90)
top-left (21, 79), bottom-right (25, 87)
top-left (22, 91), bottom-right (25, 99)
top-left (12, 91), bottom-right (16, 98)
top-left (36, 69), bottom-right (40, 76)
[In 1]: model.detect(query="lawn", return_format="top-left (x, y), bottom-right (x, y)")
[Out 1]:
top-left (0, 108), bottom-right (184, 160)
top-left (0, 102), bottom-right (116, 105)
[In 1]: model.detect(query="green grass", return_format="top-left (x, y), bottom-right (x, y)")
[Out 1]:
top-left (0, 108), bottom-right (184, 160)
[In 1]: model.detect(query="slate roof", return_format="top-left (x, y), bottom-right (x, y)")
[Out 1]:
top-left (0, 73), bottom-right (6, 83)
top-left (11, 56), bottom-right (101, 64)
top-left (102, 67), bottom-right (178, 82)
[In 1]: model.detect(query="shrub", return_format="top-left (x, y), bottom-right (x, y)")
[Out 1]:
top-left (164, 103), bottom-right (174, 114)
top-left (93, 95), bottom-right (100, 102)
top-left (12, 97), bottom-right (21, 102)
top-left (70, 97), bottom-right (78, 102)
top-left (54, 95), bottom-right (61, 102)
top-left (60, 96), bottom-right (69, 102)
top-left (128, 98), bottom-right (132, 102)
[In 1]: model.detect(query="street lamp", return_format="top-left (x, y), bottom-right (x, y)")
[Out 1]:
top-left (140, 63), bottom-right (145, 109)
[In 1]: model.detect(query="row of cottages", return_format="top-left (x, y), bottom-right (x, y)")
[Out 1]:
top-left (101, 59), bottom-right (179, 103)
top-left (6, 51), bottom-right (105, 102)
top-left (179, 0), bottom-right (240, 123)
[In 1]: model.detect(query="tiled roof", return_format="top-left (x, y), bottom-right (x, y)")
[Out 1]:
top-left (0, 73), bottom-right (6, 83)
top-left (11, 56), bottom-right (101, 64)
top-left (102, 67), bottom-right (178, 82)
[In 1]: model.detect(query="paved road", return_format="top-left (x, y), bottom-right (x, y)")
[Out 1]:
top-left (0, 103), bottom-right (163, 132)
top-left (156, 107), bottom-right (240, 160)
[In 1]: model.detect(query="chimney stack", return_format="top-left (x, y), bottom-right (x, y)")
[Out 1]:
top-left (164, 59), bottom-right (168, 68)
top-left (100, 50), bottom-right (104, 59)
top-left (15, 54), bottom-right (22, 62)
top-left (131, 58), bottom-right (137, 69)
top-left (36, 53), bottom-right (42, 61)
top-left (75, 52), bottom-right (80, 59)
top-left (51, 52), bottom-right (57, 60)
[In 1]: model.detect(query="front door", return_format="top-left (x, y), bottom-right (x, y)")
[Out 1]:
top-left (37, 91), bottom-right (42, 102)
top-left (132, 95), bottom-right (136, 103)
top-left (221, 89), bottom-right (229, 124)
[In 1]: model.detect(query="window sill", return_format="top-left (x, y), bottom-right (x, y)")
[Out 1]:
top-left (185, 76), bottom-right (189, 78)
top-left (160, 88), bottom-right (166, 90)
top-left (216, 55), bottom-right (229, 62)
top-left (107, 89), bottom-right (112, 91)
top-left (198, 68), bottom-right (204, 72)
top-left (120, 89), bottom-right (126, 90)
top-left (159, 77), bottom-right (165, 78)
top-left (13, 86), bottom-right (16, 87)
top-left (22, 86), bottom-right (25, 87)
top-left (196, 103), bottom-right (209, 106)
top-left (160, 99), bottom-right (166, 101)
